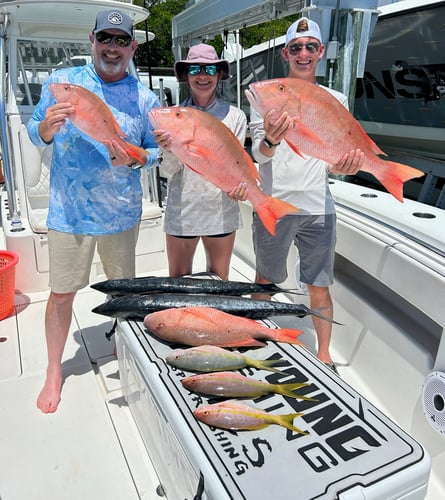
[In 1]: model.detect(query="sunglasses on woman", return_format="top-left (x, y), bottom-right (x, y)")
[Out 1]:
top-left (188, 64), bottom-right (219, 76)
top-left (287, 42), bottom-right (320, 55)
top-left (95, 31), bottom-right (133, 48)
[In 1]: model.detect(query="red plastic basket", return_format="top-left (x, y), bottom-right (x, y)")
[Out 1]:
top-left (0, 251), bottom-right (19, 320)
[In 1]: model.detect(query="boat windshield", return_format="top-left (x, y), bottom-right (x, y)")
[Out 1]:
top-left (14, 39), bottom-right (91, 106)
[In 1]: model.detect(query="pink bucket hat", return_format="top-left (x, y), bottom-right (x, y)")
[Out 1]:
top-left (174, 43), bottom-right (231, 82)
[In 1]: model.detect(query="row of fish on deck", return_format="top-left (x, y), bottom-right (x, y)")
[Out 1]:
top-left (75, 71), bottom-right (425, 432)
top-left (93, 275), bottom-right (329, 433)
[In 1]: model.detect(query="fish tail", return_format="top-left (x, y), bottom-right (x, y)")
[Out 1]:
top-left (370, 159), bottom-right (424, 202)
top-left (256, 196), bottom-right (300, 236)
top-left (280, 288), bottom-right (305, 296)
top-left (308, 307), bottom-right (342, 325)
top-left (276, 383), bottom-right (318, 401)
top-left (123, 141), bottom-right (149, 164)
top-left (268, 327), bottom-right (304, 345)
top-left (278, 413), bottom-right (308, 434)
top-left (246, 357), bottom-right (289, 374)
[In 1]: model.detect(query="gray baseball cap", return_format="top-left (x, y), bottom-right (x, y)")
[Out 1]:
top-left (93, 9), bottom-right (134, 37)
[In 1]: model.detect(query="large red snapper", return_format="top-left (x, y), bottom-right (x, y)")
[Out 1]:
top-left (148, 106), bottom-right (299, 235)
top-left (49, 83), bottom-right (147, 164)
top-left (143, 306), bottom-right (304, 347)
top-left (245, 78), bottom-right (424, 202)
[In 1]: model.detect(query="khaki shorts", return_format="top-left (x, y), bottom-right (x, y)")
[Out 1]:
top-left (48, 224), bottom-right (139, 293)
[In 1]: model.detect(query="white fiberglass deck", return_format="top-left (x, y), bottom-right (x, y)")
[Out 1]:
top-left (0, 246), bottom-right (443, 499)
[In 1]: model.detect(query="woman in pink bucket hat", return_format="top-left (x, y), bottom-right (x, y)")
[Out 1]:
top-left (154, 43), bottom-right (248, 280)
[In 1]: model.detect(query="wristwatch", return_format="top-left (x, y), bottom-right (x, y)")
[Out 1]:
top-left (263, 137), bottom-right (281, 149)
top-left (128, 161), bottom-right (143, 170)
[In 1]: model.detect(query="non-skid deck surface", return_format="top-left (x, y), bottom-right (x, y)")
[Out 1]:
top-left (0, 288), bottom-right (159, 500)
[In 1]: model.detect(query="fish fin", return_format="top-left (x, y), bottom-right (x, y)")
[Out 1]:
top-left (185, 144), bottom-right (213, 161)
top-left (284, 138), bottom-right (305, 157)
top-left (244, 356), bottom-right (289, 374)
top-left (279, 288), bottom-right (305, 296)
top-left (353, 120), bottom-right (387, 156)
top-left (290, 120), bottom-right (327, 148)
top-left (275, 383), bottom-right (318, 401)
top-left (306, 306), bottom-right (342, 325)
top-left (182, 307), bottom-right (221, 327)
top-left (122, 141), bottom-right (149, 164)
top-left (278, 413), bottom-right (308, 434)
top-left (267, 327), bottom-right (304, 345)
top-left (223, 339), bottom-right (266, 348)
top-left (368, 159), bottom-right (424, 202)
top-left (256, 196), bottom-right (299, 236)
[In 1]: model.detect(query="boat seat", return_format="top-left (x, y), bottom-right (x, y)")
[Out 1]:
top-left (141, 198), bottom-right (162, 220)
top-left (19, 124), bottom-right (51, 233)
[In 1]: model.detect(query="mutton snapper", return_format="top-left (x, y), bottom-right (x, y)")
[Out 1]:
top-left (245, 78), bottom-right (424, 202)
top-left (193, 400), bottom-right (307, 434)
top-left (91, 276), bottom-right (299, 297)
top-left (148, 106), bottom-right (299, 235)
top-left (49, 83), bottom-right (147, 164)
top-left (166, 345), bottom-right (288, 374)
top-left (143, 306), bottom-right (304, 347)
top-left (182, 371), bottom-right (316, 401)
top-left (92, 293), bottom-right (339, 323)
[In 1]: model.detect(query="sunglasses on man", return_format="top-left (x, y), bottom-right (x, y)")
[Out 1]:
top-left (95, 31), bottom-right (133, 48)
top-left (187, 64), bottom-right (219, 76)
top-left (287, 42), bottom-right (320, 55)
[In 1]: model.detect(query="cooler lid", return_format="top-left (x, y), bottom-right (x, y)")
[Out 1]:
top-left (124, 319), bottom-right (429, 499)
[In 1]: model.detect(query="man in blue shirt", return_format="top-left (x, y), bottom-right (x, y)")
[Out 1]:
top-left (27, 9), bottom-right (160, 413)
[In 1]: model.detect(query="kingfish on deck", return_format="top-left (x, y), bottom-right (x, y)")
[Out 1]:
top-left (91, 276), bottom-right (299, 296)
top-left (92, 293), bottom-right (339, 323)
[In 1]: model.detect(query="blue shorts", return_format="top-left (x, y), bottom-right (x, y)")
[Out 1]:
top-left (252, 213), bottom-right (336, 286)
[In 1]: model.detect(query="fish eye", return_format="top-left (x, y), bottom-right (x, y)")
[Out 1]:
top-left (278, 84), bottom-right (286, 92)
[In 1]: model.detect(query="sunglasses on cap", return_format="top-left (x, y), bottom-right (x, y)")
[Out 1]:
top-left (95, 31), bottom-right (133, 48)
top-left (287, 42), bottom-right (320, 55)
top-left (188, 64), bottom-right (219, 76)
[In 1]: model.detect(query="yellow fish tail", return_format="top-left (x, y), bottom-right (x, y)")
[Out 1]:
top-left (277, 412), bottom-right (308, 434)
top-left (274, 382), bottom-right (318, 401)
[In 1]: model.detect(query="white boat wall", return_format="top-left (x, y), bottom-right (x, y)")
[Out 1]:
top-left (0, 0), bottom-right (444, 499)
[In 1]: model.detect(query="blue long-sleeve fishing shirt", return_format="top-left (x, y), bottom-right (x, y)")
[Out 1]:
top-left (27, 64), bottom-right (160, 235)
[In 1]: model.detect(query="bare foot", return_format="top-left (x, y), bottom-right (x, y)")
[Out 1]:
top-left (36, 367), bottom-right (63, 413)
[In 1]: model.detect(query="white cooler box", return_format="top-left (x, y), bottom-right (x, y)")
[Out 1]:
top-left (116, 319), bottom-right (431, 500)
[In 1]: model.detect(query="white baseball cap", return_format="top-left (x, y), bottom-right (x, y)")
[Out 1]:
top-left (285, 17), bottom-right (322, 46)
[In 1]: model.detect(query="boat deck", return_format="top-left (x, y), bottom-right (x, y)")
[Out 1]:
top-left (0, 251), bottom-right (310, 499)
top-left (0, 285), bottom-right (160, 499)
top-left (0, 246), bottom-right (443, 499)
